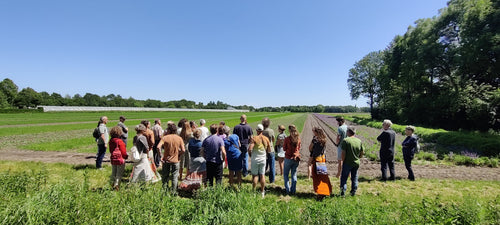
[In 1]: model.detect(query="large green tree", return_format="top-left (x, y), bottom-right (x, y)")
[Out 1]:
top-left (13, 87), bottom-right (41, 108)
top-left (347, 51), bottom-right (384, 116)
top-left (0, 78), bottom-right (18, 107)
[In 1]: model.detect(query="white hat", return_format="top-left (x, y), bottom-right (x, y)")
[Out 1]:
top-left (257, 124), bottom-right (264, 131)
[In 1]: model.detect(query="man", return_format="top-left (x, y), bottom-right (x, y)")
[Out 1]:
top-left (248, 124), bottom-right (271, 198)
top-left (158, 123), bottom-right (185, 194)
top-left (199, 119), bottom-right (209, 141)
top-left (141, 120), bottom-right (155, 153)
top-left (152, 119), bottom-right (163, 168)
top-left (202, 124), bottom-right (226, 186)
top-left (261, 117), bottom-right (276, 183)
top-left (96, 116), bottom-right (109, 169)
top-left (335, 117), bottom-right (348, 178)
top-left (377, 119), bottom-right (396, 181)
top-left (340, 126), bottom-right (364, 197)
top-left (233, 114), bottom-right (253, 177)
top-left (117, 116), bottom-right (128, 146)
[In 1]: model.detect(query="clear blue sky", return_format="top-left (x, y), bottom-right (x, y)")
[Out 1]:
top-left (0, 0), bottom-right (448, 108)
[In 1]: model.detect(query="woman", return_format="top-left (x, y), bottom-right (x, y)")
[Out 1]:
top-left (283, 124), bottom-right (301, 195)
top-left (308, 127), bottom-right (332, 200)
top-left (130, 124), bottom-right (157, 183)
top-left (248, 124), bottom-right (271, 198)
top-left (275, 125), bottom-right (286, 175)
top-left (109, 126), bottom-right (128, 190)
top-left (179, 121), bottom-right (193, 180)
top-left (179, 129), bottom-right (206, 191)
top-left (224, 126), bottom-right (242, 187)
top-left (402, 126), bottom-right (418, 181)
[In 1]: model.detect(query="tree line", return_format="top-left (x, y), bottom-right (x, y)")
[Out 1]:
top-left (0, 78), bottom-right (367, 113)
top-left (348, 0), bottom-right (499, 131)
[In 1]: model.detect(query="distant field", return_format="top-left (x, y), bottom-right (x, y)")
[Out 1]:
top-left (0, 111), bottom-right (307, 153)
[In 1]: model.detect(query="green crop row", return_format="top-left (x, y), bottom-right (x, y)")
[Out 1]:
top-left (0, 161), bottom-right (498, 224)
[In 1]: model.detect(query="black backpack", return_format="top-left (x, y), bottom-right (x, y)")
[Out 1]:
top-left (93, 127), bottom-right (101, 139)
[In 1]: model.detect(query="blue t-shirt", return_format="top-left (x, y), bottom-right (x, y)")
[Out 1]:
top-left (202, 135), bottom-right (224, 164)
top-left (225, 134), bottom-right (241, 161)
top-left (338, 124), bottom-right (348, 146)
top-left (188, 138), bottom-right (202, 158)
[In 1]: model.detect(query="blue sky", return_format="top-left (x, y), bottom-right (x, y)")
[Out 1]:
top-left (0, 0), bottom-right (448, 108)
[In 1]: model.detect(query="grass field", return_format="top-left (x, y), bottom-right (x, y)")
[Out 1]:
top-left (0, 111), bottom-right (307, 153)
top-left (0, 161), bottom-right (498, 224)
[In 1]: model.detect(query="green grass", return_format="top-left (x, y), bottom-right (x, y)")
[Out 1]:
top-left (0, 161), bottom-right (498, 224)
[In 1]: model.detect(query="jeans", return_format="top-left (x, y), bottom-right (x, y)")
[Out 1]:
top-left (340, 163), bottom-right (359, 195)
top-left (241, 145), bottom-right (249, 177)
top-left (162, 162), bottom-right (180, 193)
top-left (96, 144), bottom-right (106, 169)
top-left (206, 161), bottom-right (223, 186)
top-left (266, 152), bottom-right (276, 183)
top-left (403, 153), bottom-right (415, 180)
top-left (380, 152), bottom-right (395, 180)
top-left (284, 158), bottom-right (299, 194)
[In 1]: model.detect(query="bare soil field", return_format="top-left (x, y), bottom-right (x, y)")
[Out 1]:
top-left (1, 114), bottom-right (499, 181)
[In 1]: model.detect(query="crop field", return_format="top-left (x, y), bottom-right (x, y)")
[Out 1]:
top-left (0, 111), bottom-right (499, 224)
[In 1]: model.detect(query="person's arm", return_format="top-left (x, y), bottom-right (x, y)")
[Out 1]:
top-left (248, 143), bottom-right (254, 157)
top-left (220, 145), bottom-right (226, 161)
top-left (266, 139), bottom-right (271, 153)
top-left (120, 141), bottom-right (128, 159)
top-left (335, 135), bottom-right (340, 146)
top-left (179, 141), bottom-right (185, 154)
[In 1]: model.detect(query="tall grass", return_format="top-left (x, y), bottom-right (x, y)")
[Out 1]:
top-left (0, 161), bottom-right (499, 224)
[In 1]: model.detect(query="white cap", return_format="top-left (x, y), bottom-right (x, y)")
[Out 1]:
top-left (257, 124), bottom-right (264, 131)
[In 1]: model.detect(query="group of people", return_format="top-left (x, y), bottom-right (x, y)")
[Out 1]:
top-left (94, 114), bottom-right (419, 199)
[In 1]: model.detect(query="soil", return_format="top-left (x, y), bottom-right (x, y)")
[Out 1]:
top-left (1, 114), bottom-right (499, 181)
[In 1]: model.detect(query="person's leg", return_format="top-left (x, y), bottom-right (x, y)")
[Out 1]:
top-left (387, 154), bottom-right (395, 180)
top-left (171, 163), bottom-right (179, 193)
top-left (162, 163), bottom-right (172, 190)
top-left (380, 153), bottom-right (387, 180)
top-left (252, 175), bottom-right (258, 190)
top-left (278, 157), bottom-right (284, 176)
top-left (404, 154), bottom-right (415, 181)
top-left (340, 164), bottom-right (351, 196)
top-left (290, 160), bottom-right (298, 194)
top-left (350, 166), bottom-right (359, 196)
top-left (153, 140), bottom-right (160, 168)
top-left (215, 162), bottom-right (223, 186)
top-left (96, 144), bottom-right (106, 169)
top-left (241, 145), bottom-right (249, 177)
top-left (268, 153), bottom-right (275, 183)
top-left (110, 164), bottom-right (117, 187)
top-left (259, 174), bottom-right (266, 193)
top-left (205, 162), bottom-right (214, 186)
top-left (228, 170), bottom-right (234, 186)
top-left (336, 147), bottom-right (343, 178)
top-left (283, 159), bottom-right (292, 194)
top-left (115, 164), bottom-right (126, 188)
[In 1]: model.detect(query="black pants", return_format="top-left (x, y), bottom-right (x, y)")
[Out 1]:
top-left (153, 140), bottom-right (161, 168)
top-left (380, 152), bottom-right (395, 180)
top-left (403, 153), bottom-right (415, 180)
top-left (205, 161), bottom-right (223, 186)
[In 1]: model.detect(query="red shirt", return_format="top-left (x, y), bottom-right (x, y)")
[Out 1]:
top-left (284, 136), bottom-right (301, 160)
top-left (109, 138), bottom-right (128, 164)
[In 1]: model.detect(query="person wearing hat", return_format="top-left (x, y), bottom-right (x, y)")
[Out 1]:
top-left (248, 124), bottom-right (271, 198)
top-left (117, 116), bottom-right (128, 146)
top-left (335, 116), bottom-right (348, 179)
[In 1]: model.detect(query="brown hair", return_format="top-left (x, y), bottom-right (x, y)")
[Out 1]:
top-left (288, 124), bottom-right (299, 145)
top-left (166, 123), bottom-right (177, 134)
top-left (192, 128), bottom-right (201, 139)
top-left (313, 127), bottom-right (326, 147)
top-left (209, 124), bottom-right (218, 135)
top-left (110, 126), bottom-right (123, 138)
top-left (262, 117), bottom-right (271, 128)
top-left (180, 121), bottom-right (192, 141)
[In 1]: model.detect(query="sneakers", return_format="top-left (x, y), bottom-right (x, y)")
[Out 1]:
top-left (261, 191), bottom-right (265, 198)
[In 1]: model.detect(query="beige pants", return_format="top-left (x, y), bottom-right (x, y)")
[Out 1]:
top-left (110, 164), bottom-right (126, 187)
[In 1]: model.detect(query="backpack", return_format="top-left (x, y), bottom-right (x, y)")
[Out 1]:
top-left (415, 139), bottom-right (421, 153)
top-left (92, 127), bottom-right (101, 139)
top-left (110, 145), bottom-right (124, 165)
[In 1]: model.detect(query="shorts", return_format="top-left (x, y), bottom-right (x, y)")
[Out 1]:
top-left (251, 159), bottom-right (266, 175)
top-left (337, 146), bottom-right (342, 161)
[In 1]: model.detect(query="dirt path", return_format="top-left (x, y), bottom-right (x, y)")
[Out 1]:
top-left (1, 114), bottom-right (499, 181)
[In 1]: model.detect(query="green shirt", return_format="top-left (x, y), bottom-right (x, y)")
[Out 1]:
top-left (341, 136), bottom-right (364, 167)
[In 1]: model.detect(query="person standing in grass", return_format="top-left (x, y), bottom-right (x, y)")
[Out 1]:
top-left (117, 116), bottom-right (129, 147)
top-left (262, 117), bottom-right (276, 183)
top-left (233, 114), bottom-right (253, 177)
top-left (334, 117), bottom-right (348, 178)
top-left (309, 127), bottom-right (332, 200)
top-left (377, 119), bottom-right (396, 181)
top-left (283, 124), bottom-right (301, 195)
top-left (179, 121), bottom-right (193, 180)
top-left (199, 119), bottom-right (210, 141)
top-left (179, 128), bottom-right (206, 191)
top-left (95, 116), bottom-right (109, 169)
top-left (152, 119), bottom-right (163, 168)
top-left (275, 125), bottom-right (286, 176)
top-left (249, 124), bottom-right (271, 197)
top-left (402, 125), bottom-right (418, 181)
top-left (131, 124), bottom-right (157, 183)
top-left (340, 126), bottom-right (364, 197)
top-left (108, 126), bottom-right (128, 190)
top-left (223, 126), bottom-right (243, 187)
top-left (202, 124), bottom-right (226, 186)
top-left (158, 123), bottom-right (185, 193)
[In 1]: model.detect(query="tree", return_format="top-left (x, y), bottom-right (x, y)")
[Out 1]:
top-left (13, 87), bottom-right (41, 108)
top-left (0, 78), bottom-right (18, 107)
top-left (347, 51), bottom-right (384, 116)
